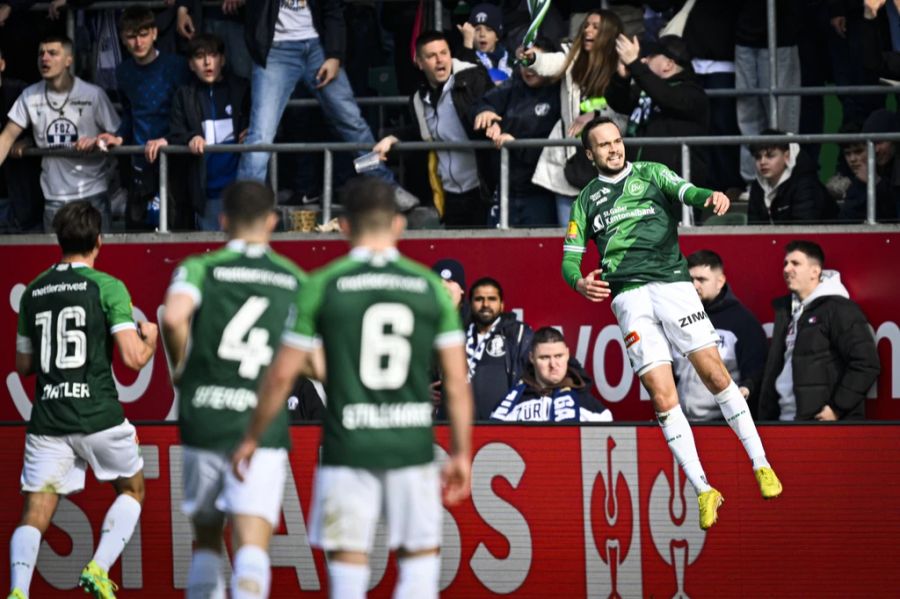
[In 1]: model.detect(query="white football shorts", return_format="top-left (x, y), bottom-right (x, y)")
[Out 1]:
top-left (611, 281), bottom-right (720, 376)
top-left (181, 446), bottom-right (287, 528)
top-left (21, 419), bottom-right (143, 495)
top-left (309, 462), bottom-right (441, 553)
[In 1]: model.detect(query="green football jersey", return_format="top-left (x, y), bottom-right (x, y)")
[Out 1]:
top-left (284, 247), bottom-right (464, 469)
top-left (562, 161), bottom-right (713, 295)
top-left (17, 263), bottom-right (134, 436)
top-left (170, 240), bottom-right (305, 453)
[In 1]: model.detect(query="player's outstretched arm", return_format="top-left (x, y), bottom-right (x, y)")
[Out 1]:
top-left (232, 343), bottom-right (309, 480)
top-left (161, 292), bottom-right (195, 379)
top-left (438, 343), bottom-right (473, 506)
top-left (114, 322), bottom-right (158, 371)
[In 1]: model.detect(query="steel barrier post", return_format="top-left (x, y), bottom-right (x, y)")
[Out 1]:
top-left (867, 140), bottom-right (877, 225)
top-left (766, 0), bottom-right (779, 128)
top-left (323, 149), bottom-right (333, 224)
top-left (681, 143), bottom-right (693, 226)
top-left (500, 146), bottom-right (509, 229)
top-left (159, 151), bottom-right (169, 234)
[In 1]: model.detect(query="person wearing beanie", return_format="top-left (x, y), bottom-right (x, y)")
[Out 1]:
top-left (457, 3), bottom-right (512, 84)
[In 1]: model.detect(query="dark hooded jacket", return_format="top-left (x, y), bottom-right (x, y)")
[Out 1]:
top-left (468, 313), bottom-right (534, 420)
top-left (748, 142), bottom-right (838, 224)
top-left (605, 61), bottom-right (710, 187)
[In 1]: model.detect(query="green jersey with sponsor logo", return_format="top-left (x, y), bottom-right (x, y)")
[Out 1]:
top-left (562, 161), bottom-right (713, 295)
top-left (285, 247), bottom-right (464, 469)
top-left (170, 241), bottom-right (305, 452)
top-left (17, 263), bottom-right (134, 436)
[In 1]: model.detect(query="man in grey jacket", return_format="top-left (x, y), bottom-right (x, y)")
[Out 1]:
top-left (759, 240), bottom-right (880, 421)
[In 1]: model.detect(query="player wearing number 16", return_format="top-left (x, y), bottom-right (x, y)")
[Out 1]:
top-left (11, 201), bottom-right (157, 599)
top-left (232, 176), bottom-right (474, 599)
top-left (161, 181), bottom-right (306, 599)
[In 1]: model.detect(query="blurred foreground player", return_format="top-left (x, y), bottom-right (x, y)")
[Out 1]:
top-left (233, 176), bottom-right (473, 598)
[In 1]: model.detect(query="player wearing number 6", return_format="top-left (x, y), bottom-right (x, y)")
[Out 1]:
top-left (233, 176), bottom-right (473, 599)
top-left (161, 181), bottom-right (305, 599)
top-left (11, 201), bottom-right (157, 599)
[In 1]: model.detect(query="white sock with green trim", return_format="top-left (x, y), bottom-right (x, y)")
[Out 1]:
top-left (714, 381), bottom-right (769, 469)
top-left (657, 404), bottom-right (712, 494)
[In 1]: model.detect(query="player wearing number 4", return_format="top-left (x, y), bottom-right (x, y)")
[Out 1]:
top-left (10, 201), bottom-right (157, 599)
top-left (161, 181), bottom-right (305, 599)
top-left (232, 176), bottom-right (473, 599)
top-left (562, 117), bottom-right (782, 530)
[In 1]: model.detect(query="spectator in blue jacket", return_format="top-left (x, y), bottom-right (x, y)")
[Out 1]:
top-left (491, 327), bottom-right (612, 422)
top-left (100, 7), bottom-right (191, 230)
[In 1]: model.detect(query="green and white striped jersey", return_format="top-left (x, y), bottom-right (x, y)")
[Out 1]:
top-left (17, 263), bottom-right (134, 436)
top-left (284, 247), bottom-right (464, 470)
top-left (169, 240), bottom-right (306, 453)
top-left (562, 161), bottom-right (713, 295)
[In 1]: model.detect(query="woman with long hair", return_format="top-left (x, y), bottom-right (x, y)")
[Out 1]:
top-left (526, 10), bottom-right (628, 225)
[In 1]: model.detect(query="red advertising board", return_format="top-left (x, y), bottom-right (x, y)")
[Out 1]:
top-left (2, 232), bottom-right (899, 421)
top-left (0, 424), bottom-right (897, 598)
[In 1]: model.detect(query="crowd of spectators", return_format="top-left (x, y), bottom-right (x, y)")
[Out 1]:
top-left (1, 0), bottom-right (899, 233)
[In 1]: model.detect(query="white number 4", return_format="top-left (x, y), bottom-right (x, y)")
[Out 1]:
top-left (218, 296), bottom-right (273, 379)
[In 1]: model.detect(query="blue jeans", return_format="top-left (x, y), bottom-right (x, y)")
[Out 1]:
top-left (196, 196), bottom-right (222, 231)
top-left (238, 39), bottom-right (396, 185)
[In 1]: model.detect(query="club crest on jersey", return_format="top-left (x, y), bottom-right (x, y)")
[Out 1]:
top-left (486, 336), bottom-right (506, 357)
top-left (534, 103), bottom-right (551, 117)
top-left (624, 331), bottom-right (640, 348)
top-left (626, 179), bottom-right (647, 196)
top-left (46, 118), bottom-right (78, 146)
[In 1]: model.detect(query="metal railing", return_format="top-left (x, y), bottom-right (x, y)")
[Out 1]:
top-left (15, 131), bottom-right (900, 231)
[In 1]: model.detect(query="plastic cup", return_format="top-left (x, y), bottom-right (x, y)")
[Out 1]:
top-left (353, 151), bottom-right (381, 173)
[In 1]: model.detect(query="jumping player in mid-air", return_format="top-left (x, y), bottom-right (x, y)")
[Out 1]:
top-left (562, 116), bottom-right (782, 530)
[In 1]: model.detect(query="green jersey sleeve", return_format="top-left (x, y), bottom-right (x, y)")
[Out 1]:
top-left (649, 163), bottom-right (713, 208)
top-left (561, 189), bottom-right (590, 290)
top-left (16, 286), bottom-right (32, 353)
top-left (86, 271), bottom-right (135, 333)
top-left (282, 271), bottom-right (326, 351)
top-left (166, 256), bottom-right (207, 307)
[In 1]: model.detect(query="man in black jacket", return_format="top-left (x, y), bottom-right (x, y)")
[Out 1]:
top-left (145, 34), bottom-right (250, 230)
top-left (466, 277), bottom-right (533, 419)
top-left (746, 130), bottom-right (837, 224)
top-left (759, 240), bottom-right (880, 421)
top-left (606, 34), bottom-right (710, 188)
top-left (239, 0), bottom-right (417, 209)
top-left (373, 31), bottom-right (493, 227)
top-left (674, 250), bottom-right (768, 420)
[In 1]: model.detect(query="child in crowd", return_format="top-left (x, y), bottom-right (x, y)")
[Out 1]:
top-left (145, 34), bottom-right (249, 231)
top-left (457, 3), bottom-right (512, 85)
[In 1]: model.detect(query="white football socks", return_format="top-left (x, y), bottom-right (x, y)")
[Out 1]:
top-left (393, 554), bottom-right (440, 599)
top-left (9, 525), bottom-right (41, 595)
top-left (187, 549), bottom-right (226, 599)
top-left (657, 404), bottom-right (712, 494)
top-left (327, 561), bottom-right (370, 599)
top-left (93, 494), bottom-right (142, 572)
top-left (231, 545), bottom-right (271, 599)
top-left (714, 381), bottom-right (770, 470)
